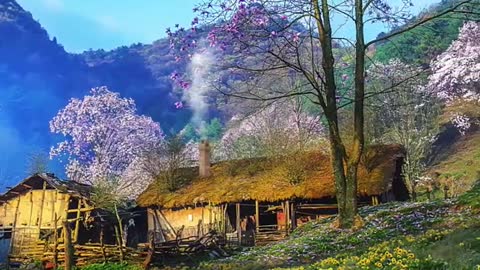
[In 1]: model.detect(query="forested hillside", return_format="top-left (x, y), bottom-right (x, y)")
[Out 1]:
top-left (0, 0), bottom-right (475, 185)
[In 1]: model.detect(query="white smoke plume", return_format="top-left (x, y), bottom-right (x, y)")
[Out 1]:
top-left (184, 50), bottom-right (214, 131)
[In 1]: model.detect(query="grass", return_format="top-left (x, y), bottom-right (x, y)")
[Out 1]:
top-left (188, 183), bottom-right (480, 270)
top-left (73, 184), bottom-right (480, 270)
top-left (430, 131), bottom-right (480, 196)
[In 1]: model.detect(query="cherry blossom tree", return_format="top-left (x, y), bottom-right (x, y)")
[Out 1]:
top-left (428, 21), bottom-right (480, 133)
top-left (169, 0), bottom-right (476, 228)
top-left (50, 86), bottom-right (164, 199)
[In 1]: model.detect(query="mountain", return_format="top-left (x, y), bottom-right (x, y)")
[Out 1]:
top-left (0, 0), bottom-right (193, 185)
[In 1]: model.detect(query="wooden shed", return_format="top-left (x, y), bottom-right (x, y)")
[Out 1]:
top-left (0, 173), bottom-right (111, 264)
top-left (137, 144), bottom-right (409, 246)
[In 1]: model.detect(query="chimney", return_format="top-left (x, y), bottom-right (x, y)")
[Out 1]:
top-left (199, 140), bottom-right (211, 178)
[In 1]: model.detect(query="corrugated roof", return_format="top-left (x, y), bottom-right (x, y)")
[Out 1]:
top-left (0, 173), bottom-right (92, 203)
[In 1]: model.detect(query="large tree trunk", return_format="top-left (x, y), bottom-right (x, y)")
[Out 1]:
top-left (314, 0), bottom-right (360, 228)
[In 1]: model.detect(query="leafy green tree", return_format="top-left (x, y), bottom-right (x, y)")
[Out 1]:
top-left (203, 118), bottom-right (223, 142)
top-left (182, 123), bottom-right (200, 142)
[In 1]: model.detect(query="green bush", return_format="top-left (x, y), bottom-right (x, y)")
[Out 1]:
top-left (459, 180), bottom-right (480, 209)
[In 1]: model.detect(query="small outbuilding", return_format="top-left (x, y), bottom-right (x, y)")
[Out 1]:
top-left (0, 173), bottom-right (117, 265)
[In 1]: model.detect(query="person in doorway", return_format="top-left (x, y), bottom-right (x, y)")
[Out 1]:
top-left (126, 218), bottom-right (139, 248)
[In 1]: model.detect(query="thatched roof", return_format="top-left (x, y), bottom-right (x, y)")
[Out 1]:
top-left (0, 173), bottom-right (92, 203)
top-left (137, 144), bottom-right (405, 208)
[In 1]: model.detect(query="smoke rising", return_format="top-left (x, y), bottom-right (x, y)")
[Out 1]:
top-left (184, 50), bottom-right (214, 131)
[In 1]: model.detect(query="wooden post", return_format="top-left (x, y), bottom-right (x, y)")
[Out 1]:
top-left (201, 207), bottom-right (205, 236)
top-left (285, 200), bottom-right (290, 235)
top-left (73, 198), bottom-right (82, 243)
top-left (100, 225), bottom-right (107, 263)
top-left (236, 203), bottom-right (241, 245)
top-left (9, 197), bottom-right (21, 256)
top-left (223, 204), bottom-right (228, 239)
top-left (114, 226), bottom-right (125, 262)
top-left (290, 202), bottom-right (296, 230)
top-left (51, 190), bottom-right (58, 225)
top-left (53, 213), bottom-right (58, 270)
top-left (114, 204), bottom-right (124, 246)
top-left (38, 181), bottom-right (47, 230)
top-left (28, 191), bottom-right (34, 227)
top-left (255, 200), bottom-right (260, 233)
top-left (143, 234), bottom-right (154, 270)
top-left (209, 206), bottom-right (213, 231)
top-left (63, 221), bottom-right (74, 270)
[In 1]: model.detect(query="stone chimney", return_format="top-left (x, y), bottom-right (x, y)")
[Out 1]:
top-left (199, 140), bottom-right (211, 178)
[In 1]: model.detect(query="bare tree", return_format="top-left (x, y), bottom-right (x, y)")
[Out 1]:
top-left (139, 136), bottom-right (197, 192)
top-left (26, 151), bottom-right (50, 175)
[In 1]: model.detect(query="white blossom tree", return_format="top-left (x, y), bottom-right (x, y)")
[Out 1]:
top-left (428, 21), bottom-right (480, 133)
top-left (50, 86), bottom-right (164, 199)
top-left (216, 97), bottom-right (325, 161)
top-left (366, 59), bottom-right (440, 201)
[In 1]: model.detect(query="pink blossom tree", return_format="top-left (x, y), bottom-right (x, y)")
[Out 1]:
top-left (428, 21), bottom-right (480, 133)
top-left (50, 86), bottom-right (164, 199)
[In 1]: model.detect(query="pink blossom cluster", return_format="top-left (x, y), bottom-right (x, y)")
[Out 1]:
top-left (50, 86), bottom-right (164, 199)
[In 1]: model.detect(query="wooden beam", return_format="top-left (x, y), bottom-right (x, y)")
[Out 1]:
top-left (21, 184), bottom-right (32, 189)
top-left (66, 207), bottom-right (94, 213)
top-left (236, 203), bottom-right (241, 245)
top-left (255, 200), bottom-right (259, 234)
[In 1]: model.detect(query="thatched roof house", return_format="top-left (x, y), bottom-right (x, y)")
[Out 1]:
top-left (138, 144), bottom-right (408, 208)
top-left (137, 143), bottom-right (409, 246)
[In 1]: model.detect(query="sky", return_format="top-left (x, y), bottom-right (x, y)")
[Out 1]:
top-left (16, 0), bottom-right (439, 53)
top-left (16, 0), bottom-right (203, 52)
